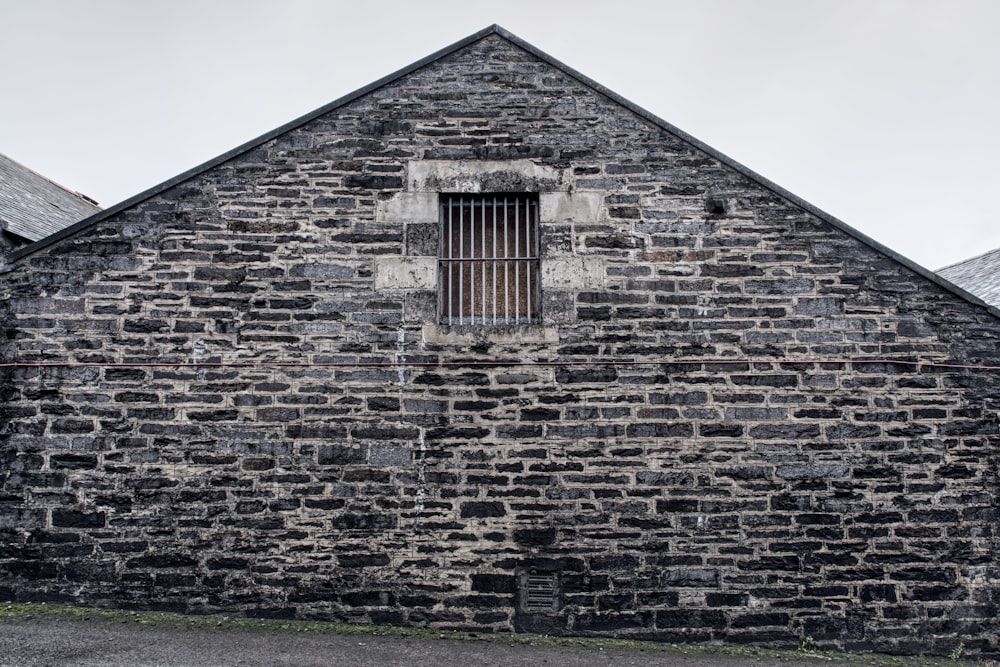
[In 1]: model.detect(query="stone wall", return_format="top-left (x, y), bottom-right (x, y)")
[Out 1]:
top-left (2, 31), bottom-right (1000, 657)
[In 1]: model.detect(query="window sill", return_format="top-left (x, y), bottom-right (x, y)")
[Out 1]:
top-left (422, 323), bottom-right (559, 345)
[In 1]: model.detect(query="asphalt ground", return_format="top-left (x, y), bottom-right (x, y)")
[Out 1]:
top-left (0, 605), bottom-right (976, 667)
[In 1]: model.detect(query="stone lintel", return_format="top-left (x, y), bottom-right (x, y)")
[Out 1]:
top-left (422, 324), bottom-right (559, 346)
top-left (408, 160), bottom-right (569, 193)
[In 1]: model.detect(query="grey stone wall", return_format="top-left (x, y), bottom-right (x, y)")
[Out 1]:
top-left (2, 33), bottom-right (1000, 657)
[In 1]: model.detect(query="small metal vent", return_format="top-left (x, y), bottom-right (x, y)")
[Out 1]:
top-left (520, 571), bottom-right (559, 613)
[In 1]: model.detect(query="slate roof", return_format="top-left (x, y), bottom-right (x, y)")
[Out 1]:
top-left (0, 152), bottom-right (100, 242)
top-left (938, 249), bottom-right (1000, 309)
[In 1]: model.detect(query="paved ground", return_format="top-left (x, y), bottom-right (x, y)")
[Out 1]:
top-left (0, 615), bottom-right (973, 667)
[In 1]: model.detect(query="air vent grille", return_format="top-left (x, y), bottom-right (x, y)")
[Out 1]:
top-left (521, 572), bottom-right (558, 612)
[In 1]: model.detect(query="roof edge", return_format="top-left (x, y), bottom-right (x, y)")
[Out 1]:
top-left (9, 25), bottom-right (998, 321)
top-left (488, 27), bottom-right (1000, 320)
top-left (9, 25), bottom-right (505, 262)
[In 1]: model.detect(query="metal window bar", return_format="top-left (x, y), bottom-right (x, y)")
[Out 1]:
top-left (502, 198), bottom-right (509, 322)
top-left (492, 196), bottom-right (497, 325)
top-left (514, 201), bottom-right (521, 322)
top-left (480, 198), bottom-right (487, 326)
top-left (458, 200), bottom-right (464, 325)
top-left (440, 195), bottom-right (539, 325)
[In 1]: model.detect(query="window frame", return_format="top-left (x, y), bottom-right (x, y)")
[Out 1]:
top-left (438, 193), bottom-right (541, 326)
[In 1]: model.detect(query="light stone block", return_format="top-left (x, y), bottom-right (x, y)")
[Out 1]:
top-left (375, 193), bottom-right (438, 223)
top-left (540, 192), bottom-right (605, 223)
top-left (374, 256), bottom-right (437, 290)
top-left (541, 256), bottom-right (605, 290)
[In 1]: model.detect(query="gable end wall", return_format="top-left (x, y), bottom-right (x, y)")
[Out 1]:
top-left (2, 35), bottom-right (1000, 657)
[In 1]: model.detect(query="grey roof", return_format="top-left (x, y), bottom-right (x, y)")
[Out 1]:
top-left (0, 152), bottom-right (100, 242)
top-left (938, 248), bottom-right (1000, 309)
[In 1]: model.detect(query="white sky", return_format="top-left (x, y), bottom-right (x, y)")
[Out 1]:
top-left (2, 0), bottom-right (998, 271)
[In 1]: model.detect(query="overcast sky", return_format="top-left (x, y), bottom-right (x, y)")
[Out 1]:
top-left (2, 0), bottom-right (998, 271)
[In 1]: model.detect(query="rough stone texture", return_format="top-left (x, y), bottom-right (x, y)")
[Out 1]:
top-left (2, 31), bottom-right (1000, 658)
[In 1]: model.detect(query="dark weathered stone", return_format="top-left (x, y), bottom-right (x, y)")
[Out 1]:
top-left (50, 510), bottom-right (105, 529)
top-left (1, 28), bottom-right (999, 660)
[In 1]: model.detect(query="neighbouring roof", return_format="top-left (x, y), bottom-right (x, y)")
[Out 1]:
top-left (0, 152), bottom-right (100, 242)
top-left (938, 248), bottom-right (1000, 309)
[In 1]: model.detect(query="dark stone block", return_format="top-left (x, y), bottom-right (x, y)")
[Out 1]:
top-left (104, 368), bottom-right (148, 382)
top-left (256, 407), bottom-right (300, 422)
top-left (656, 498), bottom-right (698, 512)
top-left (303, 498), bottom-right (346, 510)
top-left (453, 401), bottom-right (497, 411)
top-left (194, 267), bottom-right (246, 281)
top-left (2, 560), bottom-right (59, 579)
top-left (775, 464), bottom-right (848, 480)
top-left (154, 573), bottom-right (196, 588)
top-left (731, 374), bottom-right (799, 387)
top-left (662, 569), bottom-right (718, 587)
top-left (749, 424), bottom-right (821, 439)
top-left (51, 509), bottom-right (105, 528)
top-left (907, 586), bottom-right (965, 601)
top-left (317, 446), bottom-right (365, 465)
top-left (187, 410), bottom-right (238, 422)
top-left (471, 573), bottom-right (517, 594)
top-left (177, 490), bottom-right (226, 503)
top-left (701, 264), bottom-right (763, 277)
top-left (425, 426), bottom-right (490, 440)
top-left (331, 513), bottom-right (397, 530)
top-left (513, 527), bottom-right (556, 546)
top-left (626, 422), bottom-right (694, 438)
top-left (521, 407), bottom-right (560, 421)
top-left (341, 590), bottom-right (395, 606)
top-left (637, 591), bottom-right (680, 607)
top-left (460, 502), bottom-right (506, 518)
top-left (50, 418), bottom-right (94, 434)
top-left (655, 609), bottom-right (727, 629)
top-left (556, 366), bottom-right (618, 384)
top-left (286, 424), bottom-right (348, 439)
top-left (343, 468), bottom-right (391, 484)
top-left (367, 397), bottom-right (400, 411)
top-left (825, 424), bottom-right (882, 440)
top-left (731, 612), bottom-right (790, 628)
top-left (575, 306), bottom-right (612, 321)
top-left (126, 553), bottom-right (197, 568)
top-left (861, 584), bottom-right (897, 603)
top-left (48, 454), bottom-right (97, 470)
top-left (706, 593), bottom-right (749, 607)
top-left (513, 612), bottom-right (568, 634)
top-left (344, 174), bottom-right (404, 189)
top-left (369, 610), bottom-right (407, 625)
top-left (206, 557), bottom-right (250, 570)
top-left (698, 423), bottom-right (743, 437)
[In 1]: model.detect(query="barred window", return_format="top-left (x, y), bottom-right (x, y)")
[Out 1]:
top-left (439, 194), bottom-right (540, 325)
